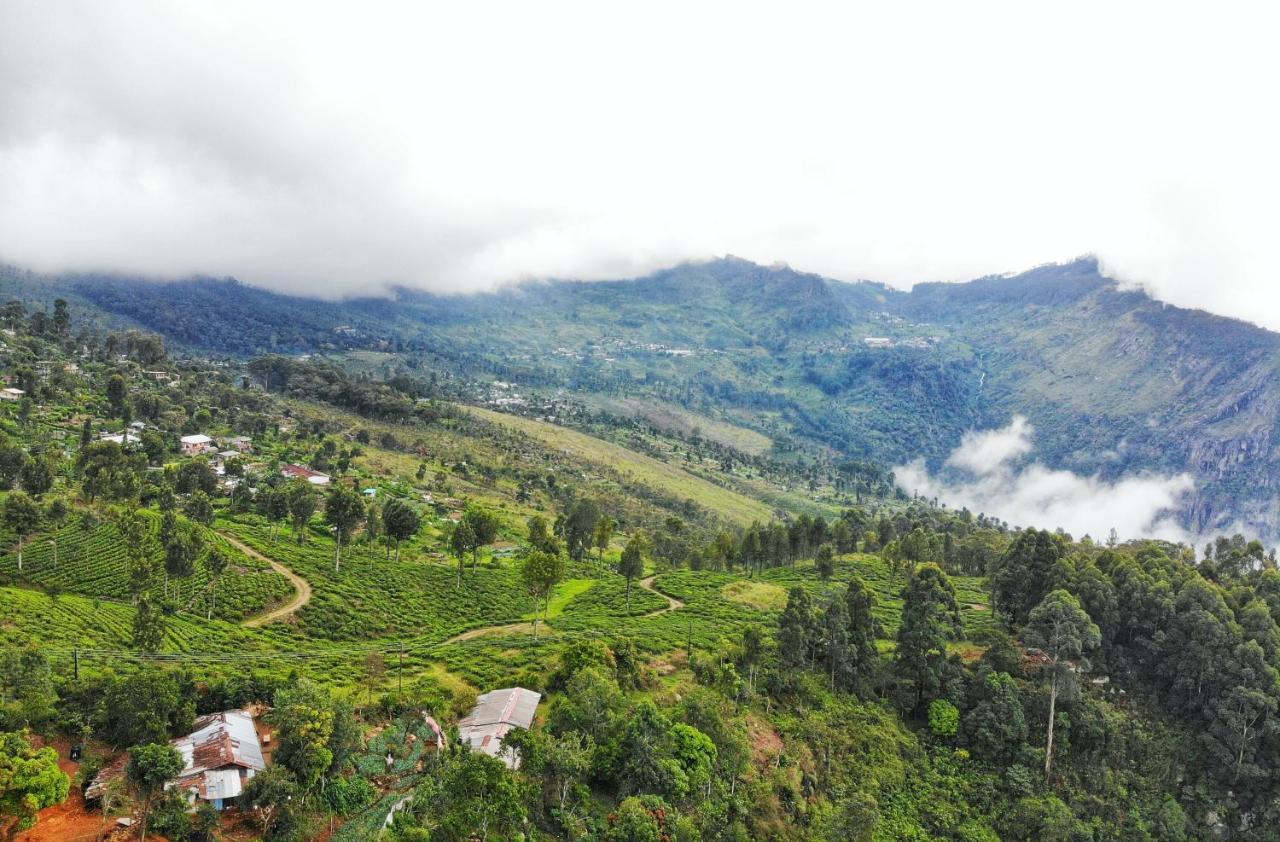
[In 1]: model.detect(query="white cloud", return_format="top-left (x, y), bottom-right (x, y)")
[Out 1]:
top-left (1, 1), bottom-right (1279, 319)
top-left (944, 416), bottom-right (1034, 475)
top-left (896, 417), bottom-right (1194, 542)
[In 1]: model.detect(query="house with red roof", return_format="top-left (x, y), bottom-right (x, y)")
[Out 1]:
top-left (281, 463), bottom-right (331, 485)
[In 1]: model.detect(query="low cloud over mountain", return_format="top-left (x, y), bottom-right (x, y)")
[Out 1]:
top-left (895, 416), bottom-right (1194, 542)
top-left (2, 4), bottom-right (1279, 328)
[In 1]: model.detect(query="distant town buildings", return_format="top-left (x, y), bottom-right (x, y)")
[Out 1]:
top-left (488, 380), bottom-right (528, 408)
top-left (862, 335), bottom-right (934, 350)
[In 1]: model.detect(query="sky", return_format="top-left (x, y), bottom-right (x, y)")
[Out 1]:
top-left (2, 2), bottom-right (1280, 325)
top-left (894, 416), bottom-right (1195, 543)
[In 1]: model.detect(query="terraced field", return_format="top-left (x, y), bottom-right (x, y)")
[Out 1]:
top-left (0, 512), bottom-right (293, 621)
top-left (221, 531), bottom-right (313, 627)
top-left (0, 585), bottom-right (292, 656)
top-left (218, 516), bottom-right (535, 641)
top-left (0, 510), bottom-right (998, 695)
top-left (426, 553), bottom-right (997, 687)
top-left (217, 516), bottom-right (663, 645)
top-left (755, 554), bottom-right (996, 640)
top-left (639, 554), bottom-right (995, 661)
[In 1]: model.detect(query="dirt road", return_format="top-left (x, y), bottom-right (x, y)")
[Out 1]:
top-left (220, 531), bottom-right (314, 627)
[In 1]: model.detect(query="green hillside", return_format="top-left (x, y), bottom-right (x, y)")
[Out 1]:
top-left (1, 511), bottom-right (292, 621)
top-left (11, 255), bottom-right (1279, 538)
top-left (1, 265), bottom-right (1278, 841)
top-left (461, 405), bottom-right (776, 526)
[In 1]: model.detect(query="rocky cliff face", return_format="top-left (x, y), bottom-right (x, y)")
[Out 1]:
top-left (894, 259), bottom-right (1280, 539)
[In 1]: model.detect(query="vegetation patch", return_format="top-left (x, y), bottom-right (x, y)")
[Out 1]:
top-left (533, 577), bottom-right (595, 620)
top-left (462, 405), bottom-right (774, 525)
top-left (722, 579), bottom-right (788, 611)
top-left (590, 395), bottom-right (774, 455)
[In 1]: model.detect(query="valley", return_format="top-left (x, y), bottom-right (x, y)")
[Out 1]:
top-left (14, 255), bottom-right (1280, 539)
top-left (3, 5), bottom-right (1273, 838)
top-left (0, 266), bottom-right (1275, 841)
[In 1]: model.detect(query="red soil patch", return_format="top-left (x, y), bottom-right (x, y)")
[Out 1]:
top-left (646, 651), bottom-right (686, 676)
top-left (16, 740), bottom-right (107, 842)
top-left (745, 713), bottom-right (784, 768)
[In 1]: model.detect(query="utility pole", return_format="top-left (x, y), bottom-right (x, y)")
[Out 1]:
top-left (73, 647), bottom-right (79, 681)
top-left (398, 644), bottom-right (404, 694)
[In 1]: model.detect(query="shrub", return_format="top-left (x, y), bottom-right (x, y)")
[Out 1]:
top-left (999, 795), bottom-right (1075, 841)
top-left (148, 790), bottom-right (193, 841)
top-left (550, 639), bottom-right (616, 689)
top-left (928, 699), bottom-right (960, 739)
top-left (323, 774), bottom-right (378, 816)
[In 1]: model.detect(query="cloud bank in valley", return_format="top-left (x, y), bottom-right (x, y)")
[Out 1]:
top-left (0, 2), bottom-right (1279, 323)
top-left (895, 416), bottom-right (1194, 542)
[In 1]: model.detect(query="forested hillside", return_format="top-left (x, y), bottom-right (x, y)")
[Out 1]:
top-left (6, 256), bottom-right (1280, 539)
top-left (1, 296), bottom-right (1280, 840)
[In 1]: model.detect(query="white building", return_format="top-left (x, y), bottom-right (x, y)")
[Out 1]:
top-left (100, 430), bottom-right (142, 449)
top-left (181, 433), bottom-right (214, 456)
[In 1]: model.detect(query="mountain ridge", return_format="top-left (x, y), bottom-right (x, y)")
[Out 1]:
top-left (4, 256), bottom-right (1279, 539)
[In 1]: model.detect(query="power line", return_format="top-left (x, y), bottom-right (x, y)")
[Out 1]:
top-left (41, 625), bottom-right (616, 665)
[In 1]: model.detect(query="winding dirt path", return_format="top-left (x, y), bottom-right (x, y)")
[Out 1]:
top-left (638, 574), bottom-right (685, 614)
top-left (439, 574), bottom-right (685, 645)
top-left (220, 531), bottom-right (314, 627)
top-left (446, 621), bottom-right (543, 643)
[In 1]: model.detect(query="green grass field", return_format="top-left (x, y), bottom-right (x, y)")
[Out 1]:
top-left (722, 579), bottom-right (788, 610)
top-left (587, 394), bottom-right (774, 456)
top-left (533, 577), bottom-right (596, 620)
top-left (463, 405), bottom-right (774, 525)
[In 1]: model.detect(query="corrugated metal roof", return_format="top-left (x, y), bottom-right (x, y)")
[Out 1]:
top-left (84, 755), bottom-right (128, 801)
top-left (174, 710), bottom-right (265, 775)
top-left (173, 767), bottom-right (246, 801)
top-left (86, 710), bottom-right (264, 804)
top-left (281, 463), bottom-right (329, 481)
top-left (457, 687), bottom-right (540, 768)
top-left (459, 687), bottom-right (540, 730)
